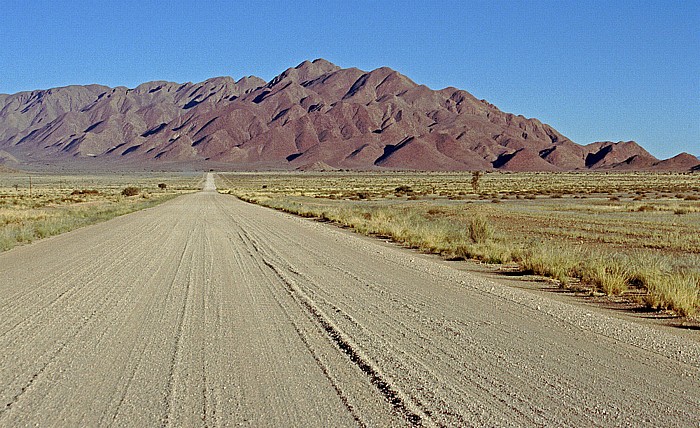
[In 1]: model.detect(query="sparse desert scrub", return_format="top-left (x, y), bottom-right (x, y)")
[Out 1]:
top-left (0, 173), bottom-right (199, 251)
top-left (575, 256), bottom-right (630, 295)
top-left (626, 252), bottom-right (700, 316)
top-left (519, 245), bottom-right (581, 285)
top-left (220, 171), bottom-right (700, 317)
top-left (640, 272), bottom-right (700, 317)
top-left (519, 246), bottom-right (699, 312)
top-left (238, 193), bottom-right (515, 263)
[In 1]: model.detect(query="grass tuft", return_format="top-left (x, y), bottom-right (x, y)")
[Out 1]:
top-left (468, 215), bottom-right (492, 244)
top-left (519, 246), bottom-right (579, 285)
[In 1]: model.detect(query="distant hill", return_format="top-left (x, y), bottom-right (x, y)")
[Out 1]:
top-left (1, 59), bottom-right (697, 172)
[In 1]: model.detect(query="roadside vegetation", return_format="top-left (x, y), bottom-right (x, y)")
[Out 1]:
top-left (0, 172), bottom-right (200, 251)
top-left (218, 171), bottom-right (700, 317)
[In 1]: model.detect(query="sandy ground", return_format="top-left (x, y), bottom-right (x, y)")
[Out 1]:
top-left (0, 173), bottom-right (698, 427)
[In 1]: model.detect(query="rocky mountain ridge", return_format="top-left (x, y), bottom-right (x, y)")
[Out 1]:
top-left (1, 59), bottom-right (697, 171)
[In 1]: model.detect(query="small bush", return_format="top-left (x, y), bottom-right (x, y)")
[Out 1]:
top-left (468, 215), bottom-right (492, 244)
top-left (70, 189), bottom-right (99, 195)
top-left (121, 187), bottom-right (140, 197)
top-left (158, 183), bottom-right (167, 190)
top-left (394, 185), bottom-right (413, 196)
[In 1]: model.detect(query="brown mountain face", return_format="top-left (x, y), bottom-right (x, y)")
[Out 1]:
top-left (0, 59), bottom-right (696, 171)
top-left (650, 153), bottom-right (700, 171)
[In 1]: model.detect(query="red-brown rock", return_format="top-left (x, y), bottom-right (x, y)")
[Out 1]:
top-left (0, 59), bottom-right (689, 171)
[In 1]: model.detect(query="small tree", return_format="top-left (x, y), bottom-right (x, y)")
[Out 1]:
top-left (471, 171), bottom-right (482, 193)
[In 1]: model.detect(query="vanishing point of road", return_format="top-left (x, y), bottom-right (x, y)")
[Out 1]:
top-left (1, 173), bottom-right (698, 427)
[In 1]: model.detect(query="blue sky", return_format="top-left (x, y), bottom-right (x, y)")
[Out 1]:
top-left (1, 1), bottom-right (698, 158)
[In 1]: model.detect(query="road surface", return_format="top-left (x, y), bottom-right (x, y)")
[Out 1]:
top-left (1, 173), bottom-right (698, 427)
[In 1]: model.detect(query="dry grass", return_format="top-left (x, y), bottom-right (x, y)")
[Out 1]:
top-left (641, 273), bottom-right (700, 317)
top-left (0, 172), bottom-right (200, 251)
top-left (519, 246), bottom-right (581, 286)
top-left (219, 171), bottom-right (700, 317)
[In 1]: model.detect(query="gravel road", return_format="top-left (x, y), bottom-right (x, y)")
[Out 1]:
top-left (1, 173), bottom-right (698, 427)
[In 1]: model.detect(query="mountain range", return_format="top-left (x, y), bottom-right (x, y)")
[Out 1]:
top-left (0, 59), bottom-right (697, 172)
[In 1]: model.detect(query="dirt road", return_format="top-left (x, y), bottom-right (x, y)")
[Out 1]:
top-left (1, 174), bottom-right (698, 427)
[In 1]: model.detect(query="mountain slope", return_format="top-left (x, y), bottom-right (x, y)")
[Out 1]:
top-left (0, 59), bottom-right (694, 171)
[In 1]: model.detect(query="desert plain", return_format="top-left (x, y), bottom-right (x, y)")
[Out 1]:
top-left (0, 170), bottom-right (698, 426)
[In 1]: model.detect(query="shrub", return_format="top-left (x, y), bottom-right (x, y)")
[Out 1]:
top-left (468, 215), bottom-right (492, 244)
top-left (158, 183), bottom-right (167, 190)
top-left (394, 185), bottom-right (413, 196)
top-left (70, 189), bottom-right (99, 195)
top-left (121, 187), bottom-right (140, 197)
top-left (636, 205), bottom-right (656, 212)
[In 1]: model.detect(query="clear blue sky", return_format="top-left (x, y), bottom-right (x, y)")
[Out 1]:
top-left (1, 1), bottom-right (698, 159)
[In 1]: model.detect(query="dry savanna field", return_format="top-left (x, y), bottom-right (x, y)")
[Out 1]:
top-left (0, 172), bottom-right (201, 251)
top-left (2, 170), bottom-right (698, 318)
top-left (217, 171), bottom-right (700, 318)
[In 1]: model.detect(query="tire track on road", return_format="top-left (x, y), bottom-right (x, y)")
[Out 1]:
top-left (0, 178), bottom-right (697, 427)
top-left (223, 194), bottom-right (700, 426)
top-left (236, 225), bottom-right (431, 426)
